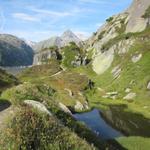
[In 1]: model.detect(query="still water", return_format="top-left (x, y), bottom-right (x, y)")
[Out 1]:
top-left (74, 109), bottom-right (124, 139)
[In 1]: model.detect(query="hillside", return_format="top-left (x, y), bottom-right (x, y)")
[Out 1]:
top-left (0, 0), bottom-right (150, 150)
top-left (0, 68), bottom-right (19, 93)
top-left (0, 34), bottom-right (34, 66)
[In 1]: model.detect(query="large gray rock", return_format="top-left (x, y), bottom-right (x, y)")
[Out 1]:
top-left (126, 0), bottom-right (150, 33)
top-left (33, 49), bottom-right (58, 65)
top-left (24, 100), bottom-right (52, 116)
top-left (92, 48), bottom-right (114, 75)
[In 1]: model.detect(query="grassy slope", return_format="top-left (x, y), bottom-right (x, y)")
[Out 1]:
top-left (18, 59), bottom-right (89, 108)
top-left (0, 106), bottom-right (96, 150)
top-left (72, 28), bottom-right (150, 150)
top-left (0, 68), bottom-right (19, 94)
top-left (1, 82), bottom-right (110, 150)
top-left (73, 28), bottom-right (150, 117)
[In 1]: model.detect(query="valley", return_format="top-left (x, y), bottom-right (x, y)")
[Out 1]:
top-left (0, 0), bottom-right (150, 149)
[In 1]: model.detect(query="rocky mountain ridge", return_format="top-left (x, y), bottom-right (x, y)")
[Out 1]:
top-left (0, 34), bottom-right (34, 66)
top-left (33, 30), bottom-right (82, 52)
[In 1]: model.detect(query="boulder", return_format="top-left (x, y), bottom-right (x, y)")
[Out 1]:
top-left (132, 54), bottom-right (142, 63)
top-left (92, 48), bottom-right (114, 75)
top-left (123, 93), bottom-right (136, 100)
top-left (74, 101), bottom-right (84, 111)
top-left (24, 100), bottom-right (52, 116)
top-left (58, 102), bottom-right (72, 115)
top-left (125, 88), bottom-right (131, 93)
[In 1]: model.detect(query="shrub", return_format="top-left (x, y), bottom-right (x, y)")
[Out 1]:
top-left (0, 107), bottom-right (95, 150)
top-left (106, 17), bottom-right (113, 22)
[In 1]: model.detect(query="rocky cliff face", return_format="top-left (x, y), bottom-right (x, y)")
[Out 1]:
top-left (126, 0), bottom-right (150, 33)
top-left (0, 34), bottom-right (34, 66)
top-left (86, 0), bottom-right (150, 75)
top-left (84, 0), bottom-right (150, 105)
top-left (33, 49), bottom-right (59, 65)
top-left (33, 30), bottom-right (82, 52)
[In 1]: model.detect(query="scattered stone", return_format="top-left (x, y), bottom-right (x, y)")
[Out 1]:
top-left (102, 95), bottom-right (109, 99)
top-left (147, 82), bottom-right (150, 90)
top-left (123, 93), bottom-right (136, 100)
top-left (111, 65), bottom-right (121, 79)
top-left (58, 102), bottom-right (72, 115)
top-left (24, 100), bottom-right (52, 116)
top-left (106, 91), bottom-right (118, 96)
top-left (97, 87), bottom-right (105, 92)
top-left (64, 88), bottom-right (73, 97)
top-left (74, 101), bottom-right (84, 111)
top-left (78, 92), bottom-right (83, 96)
top-left (143, 106), bottom-right (148, 109)
top-left (125, 88), bottom-right (131, 93)
top-left (132, 54), bottom-right (142, 63)
top-left (129, 80), bottom-right (136, 85)
top-left (83, 101), bottom-right (89, 110)
top-left (102, 91), bottom-right (118, 100)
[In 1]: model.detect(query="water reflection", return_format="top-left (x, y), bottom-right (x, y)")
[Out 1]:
top-left (74, 109), bottom-right (124, 139)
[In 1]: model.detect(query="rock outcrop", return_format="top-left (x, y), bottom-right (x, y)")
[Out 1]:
top-left (33, 49), bottom-right (58, 65)
top-left (92, 49), bottom-right (114, 75)
top-left (85, 0), bottom-right (150, 75)
top-left (24, 100), bottom-right (52, 116)
top-left (126, 0), bottom-right (150, 33)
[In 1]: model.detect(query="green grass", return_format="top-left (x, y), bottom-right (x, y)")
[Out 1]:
top-left (117, 137), bottom-right (150, 150)
top-left (0, 106), bottom-right (96, 150)
top-left (61, 43), bottom-right (80, 68)
top-left (0, 68), bottom-right (19, 94)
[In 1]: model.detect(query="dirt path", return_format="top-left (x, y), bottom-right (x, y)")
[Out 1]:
top-left (50, 70), bottom-right (63, 77)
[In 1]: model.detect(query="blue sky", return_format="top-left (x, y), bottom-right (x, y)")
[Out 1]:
top-left (0, 0), bottom-right (132, 42)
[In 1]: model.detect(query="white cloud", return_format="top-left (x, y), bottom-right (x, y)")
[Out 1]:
top-left (3, 29), bottom-right (61, 42)
top-left (74, 31), bottom-right (90, 40)
top-left (31, 8), bottom-right (72, 17)
top-left (79, 0), bottom-right (112, 5)
top-left (12, 13), bottom-right (40, 22)
top-left (0, 9), bottom-right (5, 31)
top-left (95, 22), bottom-right (103, 27)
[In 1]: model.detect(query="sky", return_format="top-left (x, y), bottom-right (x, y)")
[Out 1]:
top-left (0, 0), bottom-right (132, 42)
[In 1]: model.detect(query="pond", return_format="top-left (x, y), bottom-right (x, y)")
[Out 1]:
top-left (73, 108), bottom-right (124, 139)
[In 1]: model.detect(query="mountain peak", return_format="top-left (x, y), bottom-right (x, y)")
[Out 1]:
top-left (61, 30), bottom-right (75, 37)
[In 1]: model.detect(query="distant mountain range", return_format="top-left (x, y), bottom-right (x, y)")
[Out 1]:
top-left (0, 34), bottom-right (34, 66)
top-left (33, 30), bottom-right (82, 51)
